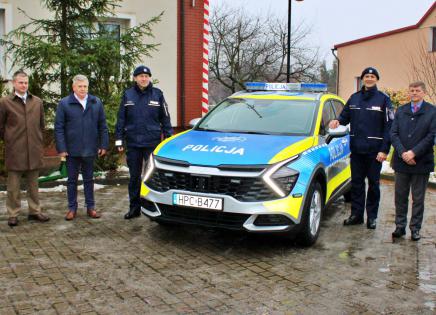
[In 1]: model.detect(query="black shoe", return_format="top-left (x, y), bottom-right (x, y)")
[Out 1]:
top-left (343, 215), bottom-right (364, 226)
top-left (8, 217), bottom-right (18, 227)
top-left (392, 227), bottom-right (406, 238)
top-left (367, 218), bottom-right (377, 229)
top-left (124, 210), bottom-right (141, 220)
top-left (411, 230), bottom-right (421, 241)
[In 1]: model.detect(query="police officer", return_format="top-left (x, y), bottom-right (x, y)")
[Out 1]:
top-left (115, 66), bottom-right (173, 219)
top-left (329, 67), bottom-right (393, 229)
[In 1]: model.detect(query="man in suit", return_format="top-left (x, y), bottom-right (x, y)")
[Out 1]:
top-left (55, 74), bottom-right (109, 220)
top-left (390, 81), bottom-right (435, 241)
top-left (0, 70), bottom-right (50, 227)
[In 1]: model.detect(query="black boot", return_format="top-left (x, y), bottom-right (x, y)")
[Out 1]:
top-left (392, 227), bottom-right (406, 238)
top-left (343, 215), bottom-right (364, 226)
top-left (411, 230), bottom-right (421, 241)
top-left (367, 218), bottom-right (377, 229)
top-left (124, 209), bottom-right (141, 219)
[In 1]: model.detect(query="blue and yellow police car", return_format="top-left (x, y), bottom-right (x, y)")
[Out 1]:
top-left (140, 82), bottom-right (351, 246)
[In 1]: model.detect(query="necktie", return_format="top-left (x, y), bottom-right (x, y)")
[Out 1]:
top-left (413, 104), bottom-right (418, 113)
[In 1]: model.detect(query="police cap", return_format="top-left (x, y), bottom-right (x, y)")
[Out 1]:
top-left (133, 65), bottom-right (152, 77)
top-left (360, 67), bottom-right (379, 80)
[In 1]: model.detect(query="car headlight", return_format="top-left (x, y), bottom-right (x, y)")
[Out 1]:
top-left (262, 156), bottom-right (299, 197)
top-left (142, 154), bottom-right (155, 183)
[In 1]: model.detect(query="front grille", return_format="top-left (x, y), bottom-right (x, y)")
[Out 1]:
top-left (146, 169), bottom-right (277, 201)
top-left (156, 203), bottom-right (250, 230)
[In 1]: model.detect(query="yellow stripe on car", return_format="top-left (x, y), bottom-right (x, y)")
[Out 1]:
top-left (140, 183), bottom-right (150, 198)
top-left (326, 164), bottom-right (351, 201)
top-left (268, 137), bottom-right (314, 164)
top-left (263, 195), bottom-right (303, 220)
top-left (154, 129), bottom-right (191, 155)
top-left (230, 94), bottom-right (315, 101)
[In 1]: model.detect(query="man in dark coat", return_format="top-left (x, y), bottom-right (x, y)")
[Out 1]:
top-left (0, 70), bottom-right (50, 226)
top-left (329, 67), bottom-right (393, 229)
top-left (390, 81), bottom-right (435, 241)
top-left (115, 66), bottom-right (173, 219)
top-left (55, 74), bottom-right (109, 221)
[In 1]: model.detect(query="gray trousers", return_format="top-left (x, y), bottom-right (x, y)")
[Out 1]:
top-left (394, 172), bottom-right (429, 231)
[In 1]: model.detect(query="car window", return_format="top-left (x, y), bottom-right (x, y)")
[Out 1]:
top-left (197, 98), bottom-right (317, 136)
top-left (320, 101), bottom-right (336, 135)
top-left (331, 100), bottom-right (344, 118)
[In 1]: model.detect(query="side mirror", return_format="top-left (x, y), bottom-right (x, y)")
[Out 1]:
top-left (189, 118), bottom-right (201, 128)
top-left (326, 125), bottom-right (349, 144)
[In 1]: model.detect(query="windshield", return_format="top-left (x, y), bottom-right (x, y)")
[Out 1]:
top-left (197, 98), bottom-right (317, 135)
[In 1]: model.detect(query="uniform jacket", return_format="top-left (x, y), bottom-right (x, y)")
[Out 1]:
top-left (338, 86), bottom-right (393, 154)
top-left (115, 83), bottom-right (173, 148)
top-left (390, 101), bottom-right (435, 174)
top-left (0, 93), bottom-right (45, 171)
top-left (55, 94), bottom-right (109, 157)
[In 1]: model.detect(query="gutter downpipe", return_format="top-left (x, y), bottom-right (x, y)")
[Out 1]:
top-left (180, 0), bottom-right (186, 129)
top-left (331, 48), bottom-right (339, 96)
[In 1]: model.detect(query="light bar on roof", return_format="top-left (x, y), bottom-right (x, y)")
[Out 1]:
top-left (244, 82), bottom-right (328, 92)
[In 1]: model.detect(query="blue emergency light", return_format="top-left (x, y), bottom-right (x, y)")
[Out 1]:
top-left (244, 82), bottom-right (328, 92)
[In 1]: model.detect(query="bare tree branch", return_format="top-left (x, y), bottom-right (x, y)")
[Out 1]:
top-left (209, 4), bottom-right (320, 102)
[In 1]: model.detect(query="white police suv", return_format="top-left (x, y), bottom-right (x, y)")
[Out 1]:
top-left (140, 82), bottom-right (351, 245)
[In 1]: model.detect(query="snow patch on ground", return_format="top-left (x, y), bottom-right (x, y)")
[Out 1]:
top-left (117, 165), bottom-right (129, 173)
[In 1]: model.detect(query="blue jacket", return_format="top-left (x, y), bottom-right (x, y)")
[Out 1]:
top-left (55, 94), bottom-right (109, 157)
top-left (115, 83), bottom-right (173, 148)
top-left (338, 86), bottom-right (393, 154)
top-left (390, 101), bottom-right (435, 174)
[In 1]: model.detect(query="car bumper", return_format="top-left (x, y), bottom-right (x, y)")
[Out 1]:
top-left (140, 188), bottom-right (304, 233)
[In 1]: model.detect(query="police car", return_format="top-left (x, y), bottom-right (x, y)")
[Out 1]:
top-left (140, 82), bottom-right (351, 246)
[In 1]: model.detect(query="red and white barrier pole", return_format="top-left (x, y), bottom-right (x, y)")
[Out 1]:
top-left (202, 0), bottom-right (210, 116)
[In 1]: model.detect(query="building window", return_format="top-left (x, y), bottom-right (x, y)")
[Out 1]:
top-left (432, 27), bottom-right (436, 52)
top-left (98, 23), bottom-right (121, 40)
top-left (0, 4), bottom-right (12, 79)
top-left (355, 76), bottom-right (362, 92)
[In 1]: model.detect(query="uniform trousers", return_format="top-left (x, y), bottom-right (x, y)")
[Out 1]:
top-left (6, 170), bottom-right (41, 218)
top-left (350, 153), bottom-right (383, 220)
top-left (394, 172), bottom-right (429, 231)
top-left (126, 147), bottom-right (155, 212)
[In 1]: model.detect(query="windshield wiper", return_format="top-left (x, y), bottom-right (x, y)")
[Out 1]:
top-left (245, 103), bottom-right (263, 119)
top-left (227, 130), bottom-right (270, 135)
top-left (196, 127), bottom-right (223, 132)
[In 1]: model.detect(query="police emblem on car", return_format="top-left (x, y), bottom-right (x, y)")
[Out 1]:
top-left (139, 82), bottom-right (352, 246)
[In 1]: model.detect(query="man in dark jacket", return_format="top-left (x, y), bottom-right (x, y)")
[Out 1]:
top-left (329, 67), bottom-right (393, 229)
top-left (115, 66), bottom-right (173, 219)
top-left (390, 81), bottom-right (435, 241)
top-left (0, 70), bottom-right (50, 226)
top-left (55, 74), bottom-right (109, 221)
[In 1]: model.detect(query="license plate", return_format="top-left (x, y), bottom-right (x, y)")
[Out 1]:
top-left (173, 193), bottom-right (223, 211)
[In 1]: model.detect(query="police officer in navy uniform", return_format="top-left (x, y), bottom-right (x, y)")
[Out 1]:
top-left (115, 66), bottom-right (173, 219)
top-left (329, 67), bottom-right (393, 229)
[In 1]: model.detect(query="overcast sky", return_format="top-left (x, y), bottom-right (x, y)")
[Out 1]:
top-left (210, 0), bottom-right (435, 67)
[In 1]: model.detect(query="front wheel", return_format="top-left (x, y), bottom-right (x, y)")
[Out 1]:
top-left (297, 182), bottom-right (324, 246)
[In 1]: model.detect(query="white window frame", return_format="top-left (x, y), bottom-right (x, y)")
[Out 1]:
top-left (354, 76), bottom-right (362, 92)
top-left (0, 3), bottom-right (12, 80)
top-left (430, 27), bottom-right (436, 52)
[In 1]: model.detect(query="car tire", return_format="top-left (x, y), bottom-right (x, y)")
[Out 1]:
top-left (297, 181), bottom-right (324, 247)
top-left (343, 190), bottom-right (352, 203)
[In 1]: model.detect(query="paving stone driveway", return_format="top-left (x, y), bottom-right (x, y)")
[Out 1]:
top-left (0, 181), bottom-right (434, 314)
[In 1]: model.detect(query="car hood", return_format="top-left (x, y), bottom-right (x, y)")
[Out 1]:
top-left (155, 130), bottom-right (313, 166)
